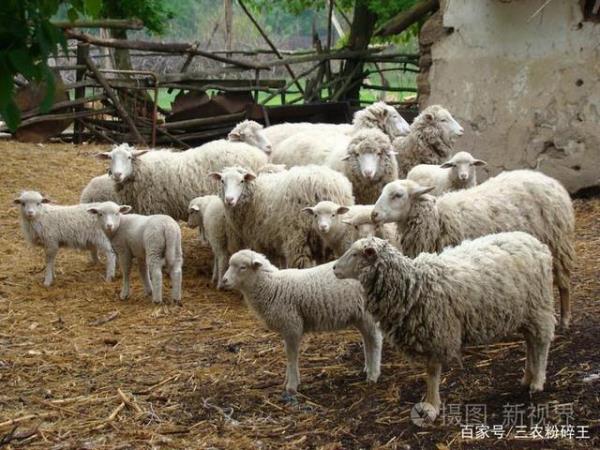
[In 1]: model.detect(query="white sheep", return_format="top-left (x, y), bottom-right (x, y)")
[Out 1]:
top-left (372, 170), bottom-right (575, 328)
top-left (263, 122), bottom-right (353, 150)
top-left (227, 120), bottom-right (272, 155)
top-left (87, 201), bottom-right (183, 305)
top-left (14, 191), bottom-right (116, 286)
top-left (209, 165), bottom-right (354, 268)
top-left (407, 151), bottom-right (486, 195)
top-left (187, 195), bottom-right (228, 288)
top-left (393, 104), bottom-right (464, 177)
top-left (223, 249), bottom-right (382, 395)
top-left (96, 142), bottom-right (268, 221)
top-left (333, 234), bottom-right (556, 419)
top-left (80, 173), bottom-right (118, 204)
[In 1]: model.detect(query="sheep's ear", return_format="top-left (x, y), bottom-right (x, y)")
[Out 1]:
top-left (119, 205), bottom-right (132, 214)
top-left (132, 150), bottom-right (149, 158)
top-left (209, 172), bottom-right (222, 181)
top-left (41, 197), bottom-right (51, 204)
top-left (363, 246), bottom-right (376, 258)
top-left (423, 112), bottom-right (434, 122)
top-left (228, 131), bottom-right (241, 141)
top-left (411, 186), bottom-right (435, 198)
top-left (340, 154), bottom-right (352, 161)
top-left (13, 198), bottom-right (22, 205)
top-left (87, 207), bottom-right (99, 215)
top-left (440, 162), bottom-right (455, 169)
top-left (251, 260), bottom-right (263, 270)
top-left (243, 172), bottom-right (256, 182)
top-left (472, 159), bottom-right (487, 167)
top-left (190, 205), bottom-right (200, 212)
top-left (337, 206), bottom-right (350, 215)
top-left (95, 152), bottom-right (112, 160)
top-left (302, 207), bottom-right (315, 216)
top-left (386, 149), bottom-right (398, 157)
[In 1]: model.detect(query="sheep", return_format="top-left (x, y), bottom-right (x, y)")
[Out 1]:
top-left (96, 142), bottom-right (268, 221)
top-left (333, 233), bottom-right (556, 420)
top-left (222, 249), bottom-right (382, 395)
top-left (187, 195), bottom-right (228, 288)
top-left (209, 165), bottom-right (354, 269)
top-left (371, 169), bottom-right (575, 328)
top-left (80, 174), bottom-right (118, 204)
top-left (13, 191), bottom-right (116, 286)
top-left (270, 102), bottom-right (410, 168)
top-left (393, 104), bottom-right (464, 177)
top-left (302, 201), bottom-right (396, 257)
top-left (263, 122), bottom-right (353, 150)
top-left (407, 151), bottom-right (486, 196)
top-left (227, 120), bottom-right (272, 155)
top-left (87, 201), bottom-right (183, 305)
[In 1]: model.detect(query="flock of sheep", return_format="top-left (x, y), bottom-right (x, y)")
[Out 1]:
top-left (13, 101), bottom-right (575, 421)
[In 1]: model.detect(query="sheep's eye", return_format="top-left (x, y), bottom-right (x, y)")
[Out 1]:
top-left (128, 156), bottom-right (133, 160)
top-left (332, 213), bottom-right (336, 217)
top-left (440, 118), bottom-right (448, 122)
top-left (354, 225), bottom-right (359, 230)
top-left (240, 266), bottom-right (246, 271)
top-left (393, 192), bottom-right (403, 199)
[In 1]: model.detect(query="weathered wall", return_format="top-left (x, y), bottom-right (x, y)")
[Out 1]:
top-left (422, 0), bottom-right (600, 193)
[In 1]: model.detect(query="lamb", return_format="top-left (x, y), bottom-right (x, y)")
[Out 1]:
top-left (222, 249), bottom-right (382, 395)
top-left (393, 105), bottom-right (464, 177)
top-left (371, 170), bottom-right (575, 328)
top-left (96, 141), bottom-right (268, 221)
top-left (209, 165), bottom-right (354, 268)
top-left (333, 234), bottom-right (556, 420)
top-left (270, 102), bottom-right (410, 168)
top-left (303, 201), bottom-right (396, 257)
top-left (80, 174), bottom-right (118, 203)
top-left (227, 120), bottom-right (272, 155)
top-left (407, 151), bottom-right (486, 196)
top-left (187, 195), bottom-right (228, 288)
top-left (13, 191), bottom-right (116, 286)
top-left (88, 201), bottom-right (183, 305)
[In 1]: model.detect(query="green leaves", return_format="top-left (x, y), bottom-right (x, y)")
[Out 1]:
top-left (85, 0), bottom-right (103, 17)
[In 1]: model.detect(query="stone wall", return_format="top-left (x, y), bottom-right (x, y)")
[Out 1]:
top-left (421, 0), bottom-right (600, 193)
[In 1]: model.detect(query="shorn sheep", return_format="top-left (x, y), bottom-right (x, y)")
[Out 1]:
top-left (222, 249), bottom-right (382, 395)
top-left (187, 195), bottom-right (228, 288)
top-left (14, 191), bottom-right (116, 286)
top-left (333, 234), bottom-right (556, 420)
top-left (209, 165), bottom-right (354, 268)
top-left (88, 202), bottom-right (183, 305)
top-left (393, 104), bottom-right (464, 177)
top-left (96, 142), bottom-right (268, 221)
top-left (227, 120), bottom-right (272, 155)
top-left (407, 151), bottom-right (486, 195)
top-left (371, 170), bottom-right (575, 327)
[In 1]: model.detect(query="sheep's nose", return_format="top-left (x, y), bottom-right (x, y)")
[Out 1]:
top-left (265, 145), bottom-right (273, 154)
top-left (225, 196), bottom-right (235, 206)
top-left (456, 127), bottom-right (464, 136)
top-left (113, 171), bottom-right (122, 181)
top-left (319, 224), bottom-right (329, 232)
top-left (106, 224), bottom-right (114, 231)
top-left (363, 169), bottom-right (375, 179)
top-left (371, 211), bottom-right (380, 222)
top-left (459, 173), bottom-right (468, 180)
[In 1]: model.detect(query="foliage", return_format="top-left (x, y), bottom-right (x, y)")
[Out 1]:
top-left (100, 0), bottom-right (174, 35)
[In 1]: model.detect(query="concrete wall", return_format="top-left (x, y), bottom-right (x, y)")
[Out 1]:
top-left (422, 0), bottom-right (600, 193)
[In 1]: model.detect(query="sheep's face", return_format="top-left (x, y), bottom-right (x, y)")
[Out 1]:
top-left (420, 105), bottom-right (464, 143)
top-left (302, 202), bottom-right (349, 235)
top-left (344, 129), bottom-right (396, 181)
top-left (13, 191), bottom-right (49, 220)
top-left (344, 219), bottom-right (381, 240)
top-left (228, 121), bottom-right (272, 155)
top-left (187, 204), bottom-right (202, 228)
top-left (372, 180), bottom-right (434, 224)
top-left (222, 250), bottom-right (274, 290)
top-left (209, 167), bottom-right (256, 207)
top-left (382, 105), bottom-right (411, 138)
top-left (96, 144), bottom-right (149, 184)
top-left (87, 202), bottom-right (131, 236)
top-left (333, 237), bottom-right (383, 280)
top-left (440, 151), bottom-right (486, 185)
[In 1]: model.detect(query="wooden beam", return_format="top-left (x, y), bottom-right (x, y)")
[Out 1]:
top-left (261, 48), bottom-right (383, 69)
top-left (52, 19), bottom-right (144, 29)
top-left (375, 0), bottom-right (438, 37)
top-left (161, 112), bottom-right (245, 131)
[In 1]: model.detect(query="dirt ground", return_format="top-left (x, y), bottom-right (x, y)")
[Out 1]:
top-left (0, 140), bottom-right (598, 449)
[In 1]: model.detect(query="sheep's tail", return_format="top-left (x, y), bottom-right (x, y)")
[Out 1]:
top-left (164, 225), bottom-right (182, 268)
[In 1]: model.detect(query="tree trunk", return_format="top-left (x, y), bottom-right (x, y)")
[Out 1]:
top-left (109, 28), bottom-right (134, 71)
top-left (336, 1), bottom-right (377, 102)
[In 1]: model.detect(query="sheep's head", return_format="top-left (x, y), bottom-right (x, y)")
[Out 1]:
top-left (413, 105), bottom-right (464, 145)
top-left (302, 201), bottom-right (350, 235)
top-left (333, 236), bottom-right (387, 280)
top-left (342, 208), bottom-right (383, 240)
top-left (222, 249), bottom-right (277, 290)
top-left (13, 191), bottom-right (50, 220)
top-left (342, 129), bottom-right (397, 181)
top-left (440, 151), bottom-right (486, 187)
top-left (353, 102), bottom-right (410, 138)
top-left (187, 196), bottom-right (210, 228)
top-left (87, 201), bottom-right (131, 236)
top-left (209, 166), bottom-right (256, 207)
top-left (96, 144), bottom-right (149, 184)
top-left (372, 180), bottom-right (434, 225)
top-left (228, 120), bottom-right (272, 155)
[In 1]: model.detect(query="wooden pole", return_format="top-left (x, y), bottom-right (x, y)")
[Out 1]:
top-left (73, 44), bottom-right (88, 144)
top-left (52, 19), bottom-right (144, 29)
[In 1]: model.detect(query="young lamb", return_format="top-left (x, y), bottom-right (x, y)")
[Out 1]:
top-left (88, 202), bottom-right (183, 305)
top-left (209, 165), bottom-right (354, 268)
top-left (303, 201), bottom-right (396, 257)
top-left (187, 195), bottom-right (228, 288)
top-left (223, 249), bottom-right (382, 395)
top-left (96, 142), bottom-right (268, 221)
top-left (371, 170), bottom-right (575, 328)
top-left (14, 191), bottom-right (116, 286)
top-left (333, 234), bottom-right (556, 419)
top-left (227, 120), bottom-right (272, 155)
top-left (407, 151), bottom-right (486, 195)
top-left (393, 105), bottom-right (464, 177)
top-left (80, 173), bottom-right (119, 204)
top-left (270, 102), bottom-right (410, 168)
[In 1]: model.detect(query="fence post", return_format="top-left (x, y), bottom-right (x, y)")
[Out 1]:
top-left (73, 43), bottom-right (89, 144)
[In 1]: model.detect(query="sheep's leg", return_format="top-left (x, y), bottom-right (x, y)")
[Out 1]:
top-left (149, 260), bottom-right (164, 304)
top-left (283, 333), bottom-right (302, 395)
top-left (356, 320), bottom-right (382, 383)
top-left (425, 359), bottom-right (442, 418)
top-left (119, 253), bottom-right (133, 300)
top-left (102, 246), bottom-right (116, 282)
top-left (43, 245), bottom-right (59, 287)
top-left (558, 285), bottom-right (570, 329)
top-left (211, 258), bottom-right (218, 286)
top-left (138, 260), bottom-right (152, 297)
top-left (89, 247), bottom-right (100, 265)
top-left (529, 339), bottom-right (550, 393)
top-left (169, 262), bottom-right (182, 305)
top-left (216, 253), bottom-right (229, 290)
top-left (522, 332), bottom-right (536, 387)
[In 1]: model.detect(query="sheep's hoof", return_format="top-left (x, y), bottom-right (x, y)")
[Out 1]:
top-left (43, 279), bottom-right (53, 287)
top-left (119, 291), bottom-right (129, 300)
top-left (529, 382), bottom-right (545, 394)
top-left (560, 317), bottom-right (570, 330)
top-left (366, 372), bottom-right (380, 384)
top-left (281, 391), bottom-right (298, 405)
